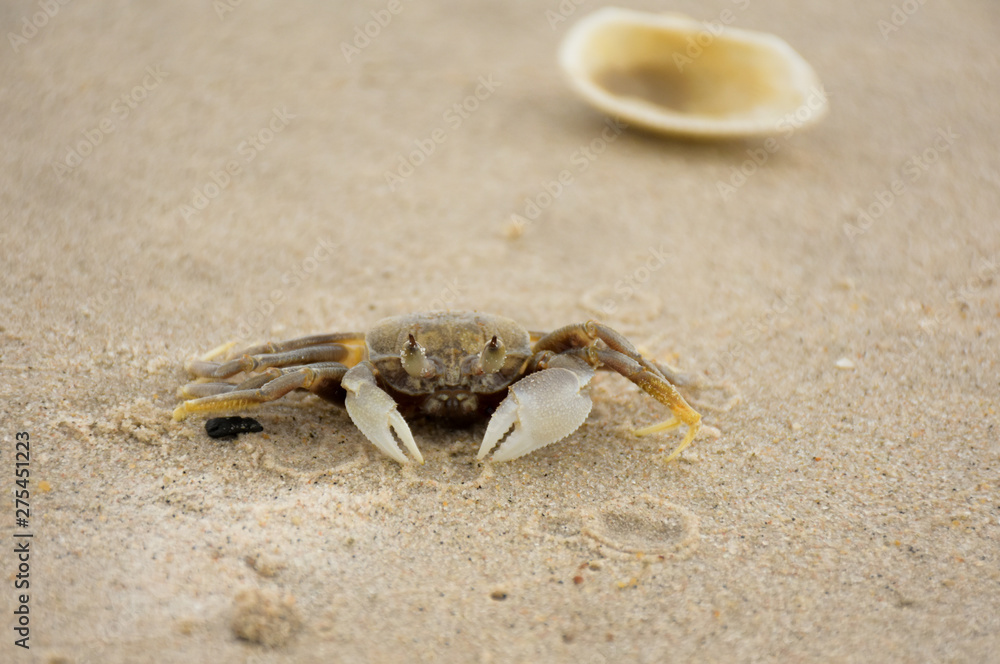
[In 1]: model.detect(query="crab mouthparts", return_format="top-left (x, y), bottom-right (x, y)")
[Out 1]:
top-left (421, 390), bottom-right (480, 420)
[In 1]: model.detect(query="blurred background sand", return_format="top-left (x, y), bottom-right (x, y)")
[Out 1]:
top-left (2, 0), bottom-right (998, 661)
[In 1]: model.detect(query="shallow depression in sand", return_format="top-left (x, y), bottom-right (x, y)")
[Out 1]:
top-left (583, 496), bottom-right (699, 558)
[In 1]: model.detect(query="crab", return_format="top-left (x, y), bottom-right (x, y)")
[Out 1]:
top-left (172, 311), bottom-right (701, 464)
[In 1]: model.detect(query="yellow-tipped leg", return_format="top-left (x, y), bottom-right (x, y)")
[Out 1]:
top-left (661, 419), bottom-right (700, 463)
top-left (174, 335), bottom-right (361, 426)
top-left (635, 413), bottom-right (701, 462)
top-left (173, 366), bottom-right (347, 423)
top-left (172, 395), bottom-right (258, 421)
top-left (631, 371), bottom-right (702, 462)
top-left (634, 417), bottom-right (682, 436)
top-left (202, 340), bottom-right (239, 361)
top-left (531, 322), bottom-right (705, 464)
top-left (578, 345), bottom-right (702, 464)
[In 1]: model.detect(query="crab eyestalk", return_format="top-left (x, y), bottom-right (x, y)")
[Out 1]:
top-left (401, 334), bottom-right (435, 378)
top-left (479, 335), bottom-right (506, 374)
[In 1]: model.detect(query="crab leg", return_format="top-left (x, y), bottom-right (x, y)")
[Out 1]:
top-left (341, 361), bottom-right (423, 465)
top-left (532, 321), bottom-right (701, 461)
top-left (533, 320), bottom-right (665, 376)
top-left (588, 348), bottom-right (701, 462)
top-left (187, 343), bottom-right (363, 380)
top-left (172, 363), bottom-right (348, 421)
top-left (478, 354), bottom-right (595, 462)
top-left (179, 368), bottom-right (284, 399)
top-left (238, 332), bottom-right (364, 357)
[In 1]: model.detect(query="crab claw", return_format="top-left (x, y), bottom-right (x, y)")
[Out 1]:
top-left (478, 365), bottom-right (594, 462)
top-left (342, 362), bottom-right (424, 464)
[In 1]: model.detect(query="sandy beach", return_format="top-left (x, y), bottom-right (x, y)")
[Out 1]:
top-left (2, 0), bottom-right (999, 662)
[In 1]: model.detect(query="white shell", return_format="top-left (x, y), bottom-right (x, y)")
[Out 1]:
top-left (559, 8), bottom-right (828, 138)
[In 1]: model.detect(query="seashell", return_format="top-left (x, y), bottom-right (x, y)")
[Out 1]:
top-left (559, 7), bottom-right (828, 139)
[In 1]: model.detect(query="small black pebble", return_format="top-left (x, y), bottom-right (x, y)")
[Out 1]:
top-left (205, 416), bottom-right (264, 439)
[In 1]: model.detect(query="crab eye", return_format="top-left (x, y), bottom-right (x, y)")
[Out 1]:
top-left (400, 334), bottom-right (435, 378)
top-left (479, 335), bottom-right (506, 374)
